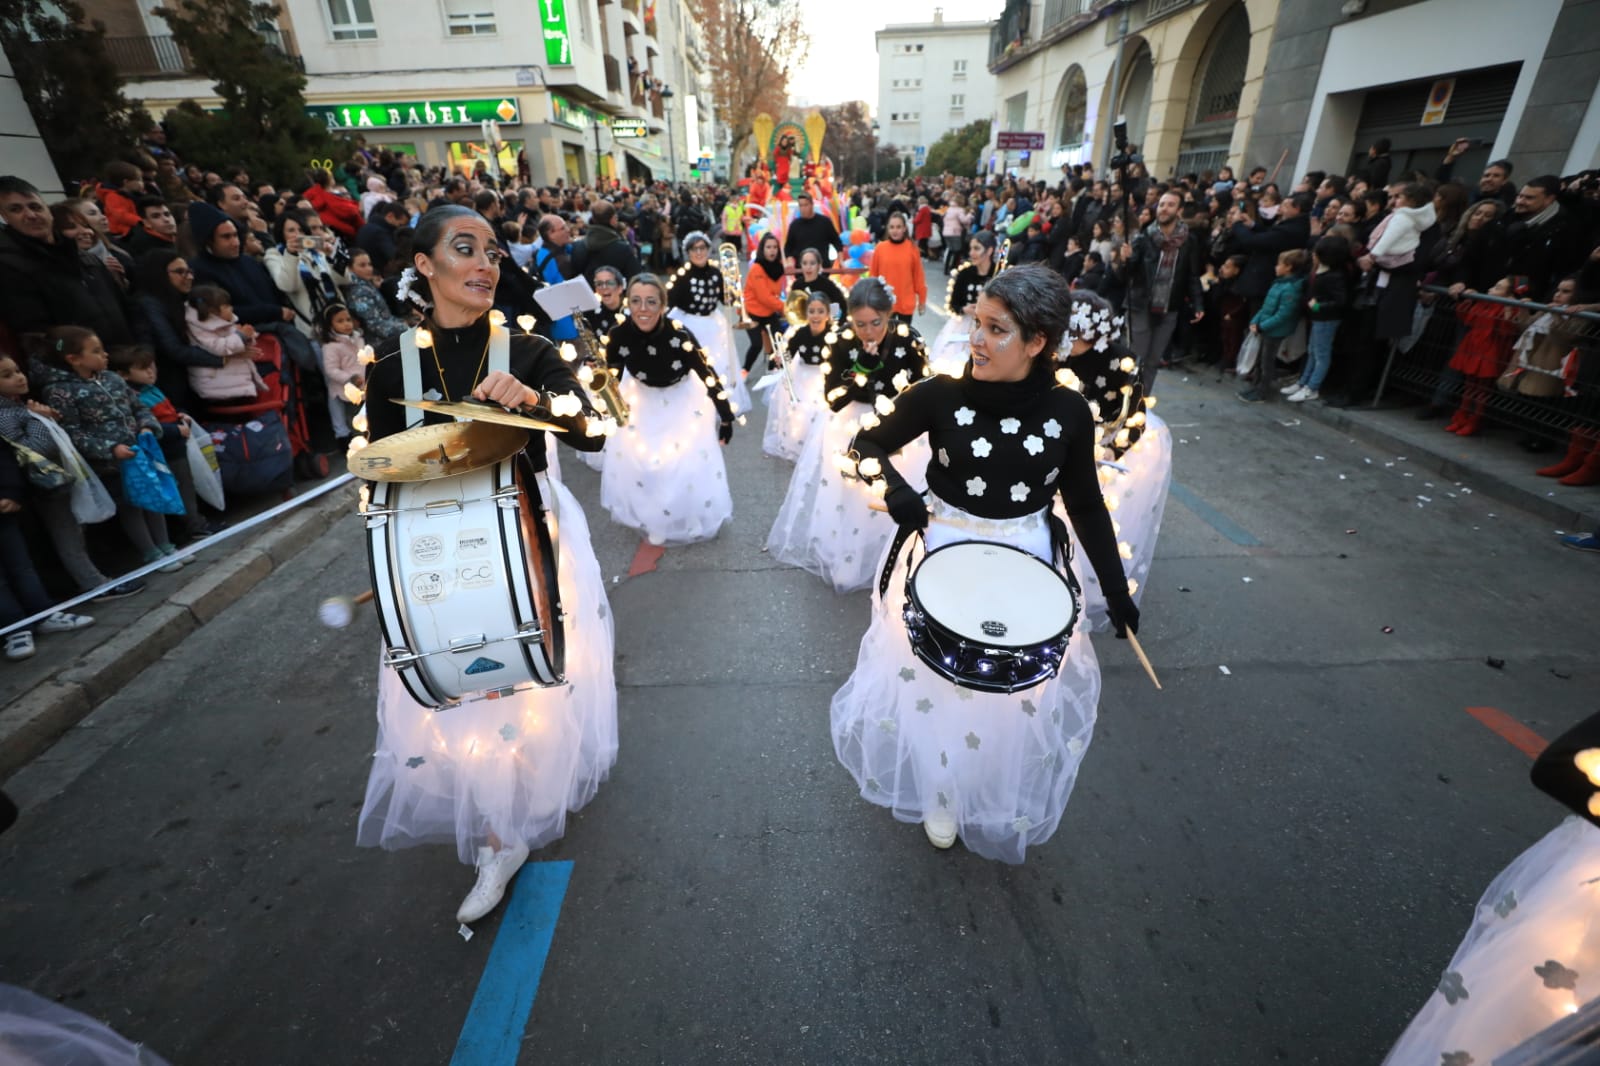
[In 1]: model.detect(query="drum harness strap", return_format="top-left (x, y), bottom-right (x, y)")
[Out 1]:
top-left (398, 324), bottom-right (511, 429)
top-left (876, 499), bottom-right (1081, 600)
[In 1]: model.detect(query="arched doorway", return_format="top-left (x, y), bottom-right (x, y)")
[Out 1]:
top-left (1176, 4), bottom-right (1250, 178)
top-left (1119, 44), bottom-right (1154, 154)
top-left (1051, 65), bottom-right (1090, 170)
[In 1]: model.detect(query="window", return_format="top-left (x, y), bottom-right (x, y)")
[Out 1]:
top-left (916, 43), bottom-right (923, 51)
top-left (951, 94), bottom-right (964, 110)
top-left (953, 59), bottom-right (967, 75)
top-left (325, 0), bottom-right (377, 40)
top-left (443, 0), bottom-right (496, 35)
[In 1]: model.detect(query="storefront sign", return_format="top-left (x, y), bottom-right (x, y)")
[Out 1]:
top-left (1421, 78), bottom-right (1455, 126)
top-left (309, 99), bottom-right (519, 130)
top-left (996, 131), bottom-right (1045, 151)
top-left (551, 94), bottom-right (605, 131)
top-left (540, 0), bottom-right (572, 65)
top-left (611, 119), bottom-right (649, 139)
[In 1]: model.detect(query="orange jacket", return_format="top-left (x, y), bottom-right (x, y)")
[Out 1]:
top-left (743, 263), bottom-right (786, 318)
top-left (870, 238), bottom-right (926, 315)
top-left (97, 185), bottom-right (141, 239)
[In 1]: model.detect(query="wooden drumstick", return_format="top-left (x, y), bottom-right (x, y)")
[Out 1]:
top-left (869, 500), bottom-right (1162, 688)
top-left (318, 589), bottom-right (374, 629)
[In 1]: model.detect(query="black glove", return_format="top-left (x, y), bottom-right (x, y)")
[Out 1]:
top-left (718, 421), bottom-right (734, 445)
top-left (1105, 592), bottom-right (1140, 639)
top-left (884, 484), bottom-right (928, 530)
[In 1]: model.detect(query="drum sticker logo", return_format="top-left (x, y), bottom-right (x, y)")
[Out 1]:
top-left (456, 529), bottom-right (493, 559)
top-left (411, 534), bottom-right (445, 563)
top-left (982, 620), bottom-right (1009, 638)
top-left (410, 571), bottom-right (446, 603)
top-left (464, 657), bottom-right (505, 676)
top-left (459, 563), bottom-right (495, 590)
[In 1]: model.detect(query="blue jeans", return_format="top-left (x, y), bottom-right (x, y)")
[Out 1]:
top-left (0, 515), bottom-right (54, 628)
top-left (1302, 319), bottom-right (1340, 390)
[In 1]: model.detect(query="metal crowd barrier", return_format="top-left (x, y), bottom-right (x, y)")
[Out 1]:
top-left (1375, 285), bottom-right (1600, 445)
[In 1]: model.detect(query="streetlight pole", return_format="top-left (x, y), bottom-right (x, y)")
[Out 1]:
top-left (871, 119), bottom-right (880, 184)
top-left (593, 118), bottom-right (605, 186)
top-left (662, 86), bottom-right (679, 185)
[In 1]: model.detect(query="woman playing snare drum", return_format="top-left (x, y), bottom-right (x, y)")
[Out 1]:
top-left (832, 265), bottom-right (1139, 862)
top-left (356, 205), bottom-right (618, 925)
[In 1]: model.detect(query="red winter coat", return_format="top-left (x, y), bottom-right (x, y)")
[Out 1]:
top-left (913, 205), bottom-right (933, 240)
top-left (97, 185), bottom-right (141, 239)
top-left (1448, 299), bottom-right (1518, 379)
top-left (305, 183), bottom-right (364, 239)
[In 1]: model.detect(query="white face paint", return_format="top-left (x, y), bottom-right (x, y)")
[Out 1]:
top-left (968, 294), bottom-right (1044, 383)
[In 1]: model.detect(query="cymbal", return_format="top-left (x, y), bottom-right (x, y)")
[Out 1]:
top-left (349, 420), bottom-right (530, 482)
top-left (392, 398), bottom-right (566, 433)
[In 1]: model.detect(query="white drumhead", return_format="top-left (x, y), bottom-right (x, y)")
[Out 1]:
top-left (912, 541), bottom-right (1075, 646)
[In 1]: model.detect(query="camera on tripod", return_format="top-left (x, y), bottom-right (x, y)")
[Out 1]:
top-left (1108, 118), bottom-right (1141, 173)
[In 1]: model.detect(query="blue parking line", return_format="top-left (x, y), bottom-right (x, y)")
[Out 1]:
top-left (450, 860), bottom-right (574, 1066)
top-left (1169, 482), bottom-right (1262, 547)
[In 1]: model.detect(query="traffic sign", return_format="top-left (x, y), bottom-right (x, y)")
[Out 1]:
top-left (914, 145), bottom-right (927, 168)
top-left (996, 131), bottom-right (1045, 151)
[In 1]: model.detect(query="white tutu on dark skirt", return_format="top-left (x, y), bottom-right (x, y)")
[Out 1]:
top-left (767, 401), bottom-right (930, 593)
top-left (928, 313), bottom-right (973, 377)
top-left (357, 477), bottom-right (619, 865)
top-left (761, 361), bottom-right (824, 461)
top-left (600, 372), bottom-right (732, 545)
top-left (670, 307), bottom-right (750, 417)
top-left (1384, 817), bottom-right (1600, 1065)
top-left (831, 501), bottom-right (1101, 863)
top-left (1058, 413), bottom-right (1172, 632)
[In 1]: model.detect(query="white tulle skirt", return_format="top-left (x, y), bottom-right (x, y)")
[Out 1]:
top-left (670, 307), bottom-right (751, 417)
top-left (761, 361), bottom-right (825, 461)
top-left (928, 313), bottom-right (973, 377)
top-left (767, 401), bottom-right (930, 593)
top-left (1384, 817), bottom-right (1600, 1065)
top-left (1057, 413), bottom-right (1173, 632)
top-left (0, 985), bottom-right (173, 1066)
top-left (600, 372), bottom-right (732, 546)
top-left (357, 477), bottom-right (619, 865)
top-left (831, 501), bottom-right (1101, 863)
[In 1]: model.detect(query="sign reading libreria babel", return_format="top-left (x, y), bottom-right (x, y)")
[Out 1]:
top-left (309, 99), bottom-right (521, 131)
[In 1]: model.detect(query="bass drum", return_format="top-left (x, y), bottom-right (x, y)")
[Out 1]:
top-left (365, 453), bottom-right (564, 707)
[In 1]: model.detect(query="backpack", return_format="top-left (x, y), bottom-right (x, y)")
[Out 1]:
top-left (204, 412), bottom-right (293, 497)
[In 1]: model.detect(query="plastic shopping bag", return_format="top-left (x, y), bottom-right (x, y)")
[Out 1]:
top-left (186, 423), bottom-right (225, 510)
top-left (120, 431), bottom-right (185, 516)
top-left (1235, 332), bottom-right (1261, 378)
top-left (28, 412), bottom-right (115, 523)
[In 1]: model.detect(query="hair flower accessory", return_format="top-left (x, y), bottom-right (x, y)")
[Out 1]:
top-left (395, 266), bottom-right (432, 310)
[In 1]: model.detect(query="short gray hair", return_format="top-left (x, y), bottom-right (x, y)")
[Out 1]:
top-left (982, 266), bottom-right (1073, 360)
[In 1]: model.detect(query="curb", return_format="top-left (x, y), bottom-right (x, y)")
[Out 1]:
top-left (0, 482), bottom-right (355, 779)
top-left (1290, 401), bottom-right (1600, 534)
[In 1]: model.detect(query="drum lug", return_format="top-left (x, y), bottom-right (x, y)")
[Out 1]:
top-left (448, 633), bottom-right (489, 653)
top-left (513, 623), bottom-right (546, 642)
top-left (424, 499), bottom-right (464, 518)
top-left (382, 646), bottom-right (420, 667)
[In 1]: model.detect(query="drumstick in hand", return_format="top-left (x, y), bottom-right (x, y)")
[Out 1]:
top-left (319, 589), bottom-right (374, 629)
top-left (1125, 630), bottom-right (1162, 690)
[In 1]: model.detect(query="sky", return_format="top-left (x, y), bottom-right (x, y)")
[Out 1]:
top-left (787, 0), bottom-right (997, 112)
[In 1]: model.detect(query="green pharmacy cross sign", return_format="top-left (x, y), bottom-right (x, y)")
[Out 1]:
top-left (541, 0), bottom-right (572, 65)
top-left (309, 98), bottom-right (521, 131)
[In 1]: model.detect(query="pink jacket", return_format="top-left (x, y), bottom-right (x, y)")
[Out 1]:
top-left (186, 307), bottom-right (266, 400)
top-left (321, 331), bottom-right (366, 391)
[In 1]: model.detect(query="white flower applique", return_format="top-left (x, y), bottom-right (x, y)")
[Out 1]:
top-left (937, 447), bottom-right (950, 467)
top-left (966, 476), bottom-right (986, 497)
top-left (970, 437), bottom-right (992, 458)
top-left (1010, 482), bottom-right (1029, 502)
top-left (999, 417), bottom-right (1021, 435)
top-left (1042, 418), bottom-right (1062, 439)
top-left (671, 360), bottom-right (683, 371)
top-left (954, 406), bottom-right (975, 426)
top-left (1023, 435), bottom-right (1044, 456)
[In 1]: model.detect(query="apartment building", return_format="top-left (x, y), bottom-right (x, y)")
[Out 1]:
top-left (876, 10), bottom-right (996, 172)
top-left (81, 0), bottom-right (717, 186)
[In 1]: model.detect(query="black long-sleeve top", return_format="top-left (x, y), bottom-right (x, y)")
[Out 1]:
top-left (849, 369), bottom-right (1130, 599)
top-left (822, 322), bottom-right (929, 412)
top-left (784, 322), bottom-right (830, 366)
top-left (603, 315), bottom-right (735, 424)
top-left (583, 305), bottom-right (628, 339)
top-left (791, 274), bottom-right (846, 313)
top-left (944, 261), bottom-right (995, 316)
top-left (1058, 338), bottom-right (1145, 458)
top-left (667, 262), bottom-right (726, 315)
top-left (364, 317), bottom-right (604, 470)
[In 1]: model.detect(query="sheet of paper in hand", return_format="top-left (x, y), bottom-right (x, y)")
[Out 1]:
top-left (534, 277), bottom-right (601, 320)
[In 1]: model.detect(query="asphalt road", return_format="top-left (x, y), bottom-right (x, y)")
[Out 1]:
top-left (3, 283), bottom-right (1597, 1066)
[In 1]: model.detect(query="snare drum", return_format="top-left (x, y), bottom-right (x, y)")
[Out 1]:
top-left (902, 540), bottom-right (1079, 694)
top-left (365, 453), bottom-right (564, 707)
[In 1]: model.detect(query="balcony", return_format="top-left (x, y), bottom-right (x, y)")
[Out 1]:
top-left (605, 54), bottom-right (623, 94)
top-left (101, 29), bottom-right (303, 78)
top-left (988, 0), bottom-right (1030, 72)
top-left (1042, 0), bottom-right (1093, 31)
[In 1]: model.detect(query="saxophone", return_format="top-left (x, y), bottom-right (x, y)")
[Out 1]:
top-left (574, 312), bottom-right (630, 426)
top-left (719, 242), bottom-right (753, 328)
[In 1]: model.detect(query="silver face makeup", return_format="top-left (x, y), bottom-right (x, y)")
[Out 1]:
top-left (969, 295), bottom-right (1037, 382)
top-left (423, 219), bottom-right (502, 322)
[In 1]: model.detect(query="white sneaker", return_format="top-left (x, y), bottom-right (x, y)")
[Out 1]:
top-left (4, 631), bottom-right (35, 661)
top-left (1280, 382), bottom-right (1304, 395)
top-left (38, 611), bottom-right (95, 634)
top-left (456, 842), bottom-right (530, 923)
top-left (923, 810), bottom-right (958, 849)
top-left (1287, 387), bottom-right (1318, 403)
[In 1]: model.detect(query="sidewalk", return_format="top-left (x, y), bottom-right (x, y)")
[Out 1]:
top-left (0, 477), bottom-right (357, 778)
top-left (1170, 362), bottom-right (1600, 534)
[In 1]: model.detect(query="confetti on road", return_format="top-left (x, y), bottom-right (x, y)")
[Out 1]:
top-left (1218, 665), bottom-right (1232, 676)
top-left (458, 924), bottom-right (474, 942)
top-left (1241, 576), bottom-right (1253, 583)
top-left (1382, 626), bottom-right (1394, 634)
